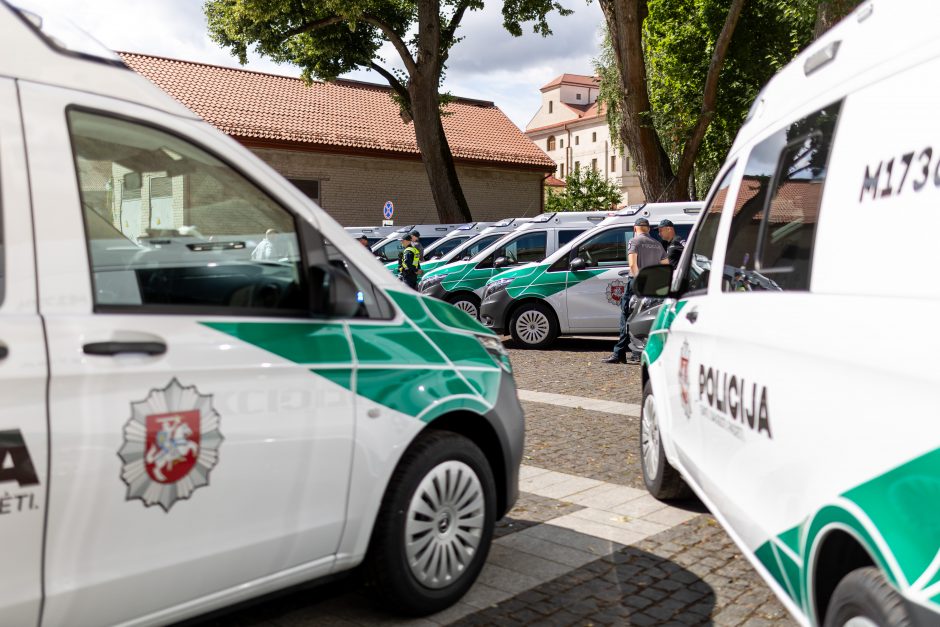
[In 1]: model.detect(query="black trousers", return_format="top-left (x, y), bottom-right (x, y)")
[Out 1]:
top-left (401, 272), bottom-right (418, 290)
top-left (611, 278), bottom-right (634, 359)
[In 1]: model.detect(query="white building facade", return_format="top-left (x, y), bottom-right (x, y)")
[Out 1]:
top-left (525, 74), bottom-right (645, 206)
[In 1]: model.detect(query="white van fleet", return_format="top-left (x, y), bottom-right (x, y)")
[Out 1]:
top-left (370, 223), bottom-right (468, 262)
top-left (478, 203), bottom-right (701, 348)
top-left (418, 211), bottom-right (609, 318)
top-left (0, 4), bottom-right (524, 625)
top-left (633, 3), bottom-right (940, 626)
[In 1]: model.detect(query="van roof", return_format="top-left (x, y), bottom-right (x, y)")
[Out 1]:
top-left (730, 1), bottom-right (937, 157)
top-left (0, 2), bottom-right (197, 119)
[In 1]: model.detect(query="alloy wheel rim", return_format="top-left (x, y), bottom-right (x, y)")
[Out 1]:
top-left (516, 310), bottom-right (549, 345)
top-left (844, 619), bottom-right (879, 627)
top-left (641, 394), bottom-right (660, 480)
top-left (455, 300), bottom-right (478, 319)
top-left (405, 460), bottom-right (485, 590)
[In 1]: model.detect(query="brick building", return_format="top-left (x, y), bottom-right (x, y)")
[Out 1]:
top-left (120, 53), bottom-right (555, 227)
top-left (525, 74), bottom-right (645, 205)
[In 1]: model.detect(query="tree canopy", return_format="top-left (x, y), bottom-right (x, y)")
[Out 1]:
top-left (545, 166), bottom-right (623, 212)
top-left (596, 0), bottom-right (827, 200)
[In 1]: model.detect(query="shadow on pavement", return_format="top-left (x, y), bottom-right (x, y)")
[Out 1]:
top-left (501, 335), bottom-right (618, 353)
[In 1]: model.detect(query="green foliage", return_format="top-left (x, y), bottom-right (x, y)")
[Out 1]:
top-left (545, 167), bottom-right (622, 212)
top-left (595, 0), bottom-right (817, 198)
top-left (205, 0), bottom-right (571, 110)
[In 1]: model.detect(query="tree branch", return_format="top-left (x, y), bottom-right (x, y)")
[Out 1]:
top-left (370, 62), bottom-right (411, 105)
top-left (675, 0), bottom-right (747, 190)
top-left (442, 0), bottom-right (471, 49)
top-left (283, 16), bottom-right (344, 39)
top-left (362, 16), bottom-right (418, 76)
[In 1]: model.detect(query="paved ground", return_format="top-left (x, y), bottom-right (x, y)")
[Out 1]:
top-left (184, 337), bottom-right (796, 627)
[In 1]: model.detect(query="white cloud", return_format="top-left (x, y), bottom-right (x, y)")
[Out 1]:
top-left (21, 0), bottom-right (605, 129)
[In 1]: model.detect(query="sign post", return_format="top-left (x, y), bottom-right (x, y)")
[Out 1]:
top-left (382, 200), bottom-right (394, 227)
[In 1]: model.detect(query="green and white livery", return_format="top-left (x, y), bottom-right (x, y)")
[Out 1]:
top-left (636, 3), bottom-right (940, 625)
top-left (419, 211), bottom-right (608, 318)
top-left (479, 203), bottom-right (700, 348)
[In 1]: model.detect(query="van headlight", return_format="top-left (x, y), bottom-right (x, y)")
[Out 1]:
top-left (476, 334), bottom-right (512, 373)
top-left (483, 278), bottom-right (513, 300)
top-left (420, 274), bottom-right (446, 292)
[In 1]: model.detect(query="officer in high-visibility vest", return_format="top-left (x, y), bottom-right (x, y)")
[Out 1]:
top-left (398, 234), bottom-right (421, 289)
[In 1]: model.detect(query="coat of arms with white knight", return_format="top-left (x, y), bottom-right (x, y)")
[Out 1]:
top-left (118, 378), bottom-right (223, 511)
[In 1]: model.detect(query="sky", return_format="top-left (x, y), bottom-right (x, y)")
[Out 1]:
top-left (21, 0), bottom-right (606, 130)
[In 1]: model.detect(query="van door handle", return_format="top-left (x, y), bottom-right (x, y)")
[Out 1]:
top-left (685, 309), bottom-right (699, 324)
top-left (83, 341), bottom-right (167, 356)
top-left (0, 343), bottom-right (7, 360)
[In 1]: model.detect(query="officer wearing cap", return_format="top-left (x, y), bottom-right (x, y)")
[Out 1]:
top-left (355, 234), bottom-right (370, 248)
top-left (603, 217), bottom-right (665, 364)
top-left (410, 230), bottom-right (423, 254)
top-left (657, 219), bottom-right (684, 269)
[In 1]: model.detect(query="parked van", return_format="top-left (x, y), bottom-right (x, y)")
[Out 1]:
top-left (479, 203), bottom-right (701, 348)
top-left (370, 223), bottom-right (466, 262)
top-left (0, 4), bottom-right (523, 624)
top-left (382, 218), bottom-right (532, 275)
top-left (633, 3), bottom-right (940, 626)
top-left (343, 225), bottom-right (399, 247)
top-left (419, 212), bottom-right (608, 318)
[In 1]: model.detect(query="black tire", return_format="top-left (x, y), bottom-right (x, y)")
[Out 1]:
top-left (364, 431), bottom-right (496, 616)
top-left (508, 301), bottom-right (559, 349)
top-left (640, 380), bottom-right (692, 500)
top-left (447, 292), bottom-right (481, 320)
top-left (824, 567), bottom-right (912, 627)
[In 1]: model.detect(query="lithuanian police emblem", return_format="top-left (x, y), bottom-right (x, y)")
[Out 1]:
top-left (118, 379), bottom-right (223, 511)
top-left (606, 279), bottom-right (626, 306)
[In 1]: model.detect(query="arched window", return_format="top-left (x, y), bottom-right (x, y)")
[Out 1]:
top-left (547, 136), bottom-right (556, 151)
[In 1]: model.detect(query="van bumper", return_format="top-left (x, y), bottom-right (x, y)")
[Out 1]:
top-left (484, 369), bottom-right (524, 515)
top-left (480, 288), bottom-right (513, 334)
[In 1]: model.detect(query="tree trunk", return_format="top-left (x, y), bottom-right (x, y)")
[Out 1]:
top-left (814, 0), bottom-right (862, 39)
top-left (406, 0), bottom-right (473, 223)
top-left (409, 70), bottom-right (473, 223)
top-left (599, 0), bottom-right (678, 202)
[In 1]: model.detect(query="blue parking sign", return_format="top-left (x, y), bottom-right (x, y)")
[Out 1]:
top-left (383, 201), bottom-right (394, 220)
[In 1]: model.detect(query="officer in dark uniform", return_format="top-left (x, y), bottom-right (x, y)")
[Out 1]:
top-left (398, 234), bottom-right (421, 289)
top-left (657, 219), bottom-right (684, 269)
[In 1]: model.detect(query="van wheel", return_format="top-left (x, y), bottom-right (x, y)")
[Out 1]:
top-left (365, 431), bottom-right (495, 616)
top-left (509, 302), bottom-right (558, 349)
top-left (824, 567), bottom-right (912, 627)
top-left (640, 380), bottom-right (691, 500)
top-left (448, 293), bottom-right (481, 320)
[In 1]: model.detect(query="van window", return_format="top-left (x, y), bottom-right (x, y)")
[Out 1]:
top-left (558, 229), bottom-right (583, 246)
top-left (460, 234), bottom-right (502, 259)
top-left (679, 166), bottom-right (735, 295)
top-left (479, 231), bottom-right (547, 268)
top-left (69, 110), bottom-right (307, 314)
top-left (425, 236), bottom-right (468, 260)
top-left (722, 102), bottom-right (841, 292)
top-left (575, 227), bottom-right (632, 267)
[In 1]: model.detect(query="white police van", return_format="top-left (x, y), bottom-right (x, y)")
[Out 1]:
top-left (419, 212), bottom-right (609, 318)
top-left (370, 223), bottom-right (468, 262)
top-left (383, 218), bottom-right (533, 276)
top-left (478, 203), bottom-right (701, 348)
top-left (633, 2), bottom-right (940, 625)
top-left (0, 4), bottom-right (524, 624)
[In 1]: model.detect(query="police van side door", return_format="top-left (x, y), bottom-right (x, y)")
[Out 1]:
top-left (0, 77), bottom-right (48, 627)
top-left (652, 166), bottom-right (737, 483)
top-left (564, 226), bottom-right (633, 331)
top-left (22, 84), bottom-right (356, 626)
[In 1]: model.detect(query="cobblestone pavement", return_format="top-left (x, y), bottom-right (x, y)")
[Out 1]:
top-left (184, 337), bottom-right (796, 627)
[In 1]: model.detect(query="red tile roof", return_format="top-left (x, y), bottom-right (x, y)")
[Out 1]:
top-left (120, 52), bottom-right (554, 171)
top-left (540, 73), bottom-right (599, 92)
top-left (545, 176), bottom-right (566, 187)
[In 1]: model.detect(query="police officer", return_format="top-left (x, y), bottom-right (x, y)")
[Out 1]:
top-left (410, 230), bottom-right (423, 254)
top-left (355, 234), bottom-right (370, 248)
top-left (398, 234), bottom-right (421, 289)
top-left (603, 217), bottom-right (665, 364)
top-left (657, 219), bottom-right (684, 269)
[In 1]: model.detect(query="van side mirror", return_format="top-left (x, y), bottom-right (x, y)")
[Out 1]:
top-left (634, 265), bottom-right (673, 298)
top-left (494, 256), bottom-right (510, 269)
top-left (569, 257), bottom-right (586, 272)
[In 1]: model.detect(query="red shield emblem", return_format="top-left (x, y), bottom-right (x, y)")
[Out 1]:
top-left (144, 410), bottom-right (201, 484)
top-left (606, 280), bottom-right (626, 305)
